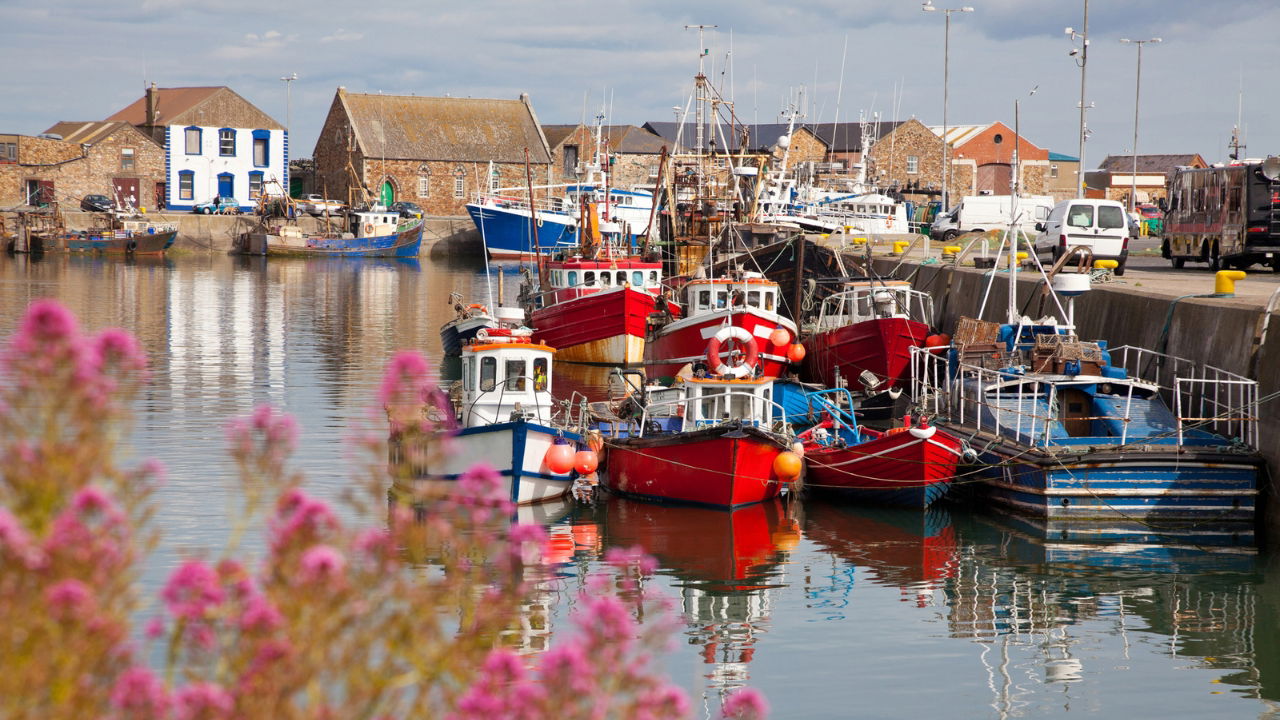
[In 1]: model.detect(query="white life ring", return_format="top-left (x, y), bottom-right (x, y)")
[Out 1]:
top-left (705, 326), bottom-right (759, 378)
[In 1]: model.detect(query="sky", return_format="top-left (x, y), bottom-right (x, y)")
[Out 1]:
top-left (3, 0), bottom-right (1279, 169)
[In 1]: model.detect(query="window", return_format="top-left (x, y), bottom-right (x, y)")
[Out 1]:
top-left (617, 271), bottom-right (627, 285)
top-left (599, 273), bottom-right (612, 287)
top-left (631, 271), bottom-right (643, 286)
top-left (0, 141), bottom-right (16, 163)
top-left (716, 291), bottom-right (727, 308)
top-left (490, 171), bottom-right (500, 191)
top-left (1066, 204), bottom-right (1094, 228)
top-left (567, 270), bottom-right (578, 286)
top-left (504, 359), bottom-right (526, 392)
top-left (418, 175), bottom-right (430, 198)
top-left (563, 145), bottom-right (578, 176)
top-left (462, 358), bottom-right (473, 391)
top-left (252, 130), bottom-right (269, 167)
top-left (1050, 164), bottom-right (1059, 179)
top-left (178, 171), bottom-right (194, 200)
top-left (906, 155), bottom-right (919, 174)
top-left (248, 171), bottom-right (264, 199)
top-left (533, 358), bottom-right (548, 392)
top-left (764, 292), bottom-right (775, 312)
top-left (1097, 204), bottom-right (1126, 229)
top-left (219, 129), bottom-right (236, 157)
top-left (648, 165), bottom-right (660, 178)
top-left (747, 291), bottom-right (760, 307)
top-left (649, 271), bottom-right (659, 285)
top-left (479, 356), bottom-right (496, 392)
top-left (583, 271), bottom-right (595, 287)
top-left (993, 133), bottom-right (1003, 144)
top-left (453, 169), bottom-right (466, 198)
top-left (698, 290), bottom-right (711, 309)
top-left (184, 127), bottom-right (202, 155)
top-left (120, 148), bottom-right (134, 171)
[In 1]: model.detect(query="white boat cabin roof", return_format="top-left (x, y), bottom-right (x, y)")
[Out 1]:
top-left (459, 341), bottom-right (556, 426)
top-left (644, 376), bottom-right (779, 432)
top-left (683, 273), bottom-right (781, 315)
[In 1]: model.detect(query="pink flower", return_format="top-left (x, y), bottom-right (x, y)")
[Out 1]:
top-left (720, 687), bottom-right (770, 720)
top-left (270, 490), bottom-right (339, 552)
top-left (239, 593), bottom-right (284, 632)
top-left (110, 666), bottom-right (170, 716)
top-left (145, 617), bottom-right (166, 639)
top-left (379, 350), bottom-right (432, 407)
top-left (299, 544), bottom-right (346, 584)
top-left (251, 404), bottom-right (299, 446)
top-left (162, 560), bottom-right (225, 621)
top-left (605, 545), bottom-right (660, 576)
top-left (636, 685), bottom-right (691, 719)
top-left (16, 299), bottom-right (78, 343)
top-left (45, 579), bottom-right (94, 620)
top-left (173, 682), bottom-right (234, 720)
top-left (0, 508), bottom-right (43, 568)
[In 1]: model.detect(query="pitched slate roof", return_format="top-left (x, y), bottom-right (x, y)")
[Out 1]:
top-left (807, 121), bottom-right (902, 153)
top-left (643, 122), bottom-right (824, 153)
top-left (106, 86), bottom-right (283, 130)
top-left (339, 91), bottom-right (551, 164)
top-left (42, 121), bottom-right (162, 147)
top-left (541, 124), bottom-right (580, 150)
top-left (1098, 154), bottom-right (1206, 173)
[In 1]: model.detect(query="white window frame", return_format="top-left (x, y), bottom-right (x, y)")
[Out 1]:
top-left (418, 175), bottom-right (430, 198)
top-left (906, 155), bottom-right (919, 175)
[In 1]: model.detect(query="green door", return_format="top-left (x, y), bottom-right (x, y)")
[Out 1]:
top-left (380, 181), bottom-right (394, 206)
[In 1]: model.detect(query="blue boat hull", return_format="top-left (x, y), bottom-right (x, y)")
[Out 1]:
top-left (466, 203), bottom-right (580, 258)
top-left (956, 434), bottom-right (1260, 522)
top-left (247, 221), bottom-right (423, 258)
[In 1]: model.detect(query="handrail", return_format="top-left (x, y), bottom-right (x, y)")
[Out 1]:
top-left (466, 375), bottom-right (550, 427)
top-left (635, 391), bottom-right (794, 439)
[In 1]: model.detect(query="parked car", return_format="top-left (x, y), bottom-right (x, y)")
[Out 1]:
top-left (389, 201), bottom-right (423, 219)
top-left (80, 194), bottom-right (113, 213)
top-left (1032, 198), bottom-right (1129, 275)
top-left (299, 194), bottom-right (345, 216)
top-left (194, 196), bottom-right (241, 215)
top-left (929, 194), bottom-right (1055, 241)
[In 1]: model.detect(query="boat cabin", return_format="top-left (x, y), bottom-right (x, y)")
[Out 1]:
top-left (638, 376), bottom-right (779, 435)
top-left (542, 258), bottom-right (665, 304)
top-left (351, 209), bottom-right (403, 239)
top-left (682, 272), bottom-right (781, 319)
top-left (811, 280), bottom-right (933, 331)
top-left (459, 341), bottom-right (556, 427)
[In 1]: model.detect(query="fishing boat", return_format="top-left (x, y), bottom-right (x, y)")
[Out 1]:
top-left (65, 214), bottom-right (177, 254)
top-left (439, 292), bottom-right (500, 356)
top-left (775, 382), bottom-right (966, 508)
top-left (643, 271), bottom-right (801, 380)
top-left (598, 372), bottom-right (800, 508)
top-left (390, 335), bottom-right (587, 505)
top-left (911, 263), bottom-right (1262, 522)
top-left (801, 280), bottom-right (937, 392)
top-left (235, 207), bottom-right (423, 258)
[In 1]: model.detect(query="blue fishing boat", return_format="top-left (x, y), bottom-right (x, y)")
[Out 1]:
top-left (910, 273), bottom-right (1261, 522)
top-left (235, 208), bottom-right (423, 258)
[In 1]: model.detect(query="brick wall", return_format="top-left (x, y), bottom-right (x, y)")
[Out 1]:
top-left (0, 131), bottom-right (164, 209)
top-left (774, 128), bottom-right (826, 166)
top-left (361, 158), bottom-right (547, 216)
top-left (869, 118), bottom-right (947, 195)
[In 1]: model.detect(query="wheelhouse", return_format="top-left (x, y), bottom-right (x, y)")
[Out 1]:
top-left (459, 342), bottom-right (556, 427)
top-left (682, 272), bottom-right (781, 318)
top-left (637, 376), bottom-right (780, 435)
top-left (812, 280), bottom-right (933, 331)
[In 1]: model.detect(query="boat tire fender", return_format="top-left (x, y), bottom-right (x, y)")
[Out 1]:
top-left (706, 326), bottom-right (759, 378)
top-left (907, 425), bottom-right (936, 439)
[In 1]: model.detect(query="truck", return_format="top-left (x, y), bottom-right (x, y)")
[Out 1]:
top-left (1161, 158), bottom-right (1280, 271)
top-left (298, 194), bottom-right (346, 216)
top-left (929, 194), bottom-right (1055, 242)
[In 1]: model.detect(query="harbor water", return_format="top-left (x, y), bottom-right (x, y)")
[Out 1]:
top-left (2, 252), bottom-right (1278, 718)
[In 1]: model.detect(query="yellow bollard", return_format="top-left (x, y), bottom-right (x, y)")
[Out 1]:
top-left (852, 237), bottom-right (867, 245)
top-left (892, 240), bottom-right (909, 255)
top-left (1215, 270), bottom-right (1246, 296)
top-left (1094, 259), bottom-right (1118, 271)
top-left (820, 233), bottom-right (830, 239)
top-left (1012, 251), bottom-right (1028, 268)
top-left (942, 245), bottom-right (961, 260)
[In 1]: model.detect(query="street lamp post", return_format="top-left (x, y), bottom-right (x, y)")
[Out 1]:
top-left (280, 73), bottom-right (297, 133)
top-left (1065, 1), bottom-right (1089, 198)
top-left (922, 1), bottom-right (974, 222)
top-left (1119, 38), bottom-right (1161, 212)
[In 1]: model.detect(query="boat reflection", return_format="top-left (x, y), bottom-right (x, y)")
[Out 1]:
top-left (595, 496), bottom-right (799, 695)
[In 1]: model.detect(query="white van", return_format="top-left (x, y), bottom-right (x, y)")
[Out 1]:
top-left (929, 195), bottom-right (1054, 242)
top-left (1033, 199), bottom-right (1130, 275)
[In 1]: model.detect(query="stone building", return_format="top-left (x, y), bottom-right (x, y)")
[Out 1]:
top-left (809, 121), bottom-right (901, 172)
top-left (929, 122), bottom-right (1050, 196)
top-left (0, 123), bottom-right (165, 210)
top-left (542, 124), bottom-right (669, 189)
top-left (867, 118), bottom-right (960, 201)
top-left (312, 89), bottom-right (552, 216)
top-left (1097, 153), bottom-right (1207, 205)
top-left (106, 84), bottom-right (287, 212)
top-left (1045, 152), bottom-right (1080, 201)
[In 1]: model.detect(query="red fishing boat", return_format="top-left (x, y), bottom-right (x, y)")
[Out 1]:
top-left (801, 280), bottom-right (936, 391)
top-left (643, 271), bottom-right (802, 380)
top-left (799, 411), bottom-right (966, 508)
top-left (527, 255), bottom-right (675, 365)
top-left (599, 374), bottom-right (801, 508)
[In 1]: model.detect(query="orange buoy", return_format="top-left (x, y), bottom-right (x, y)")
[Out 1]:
top-left (545, 442), bottom-right (575, 474)
top-left (786, 343), bottom-right (807, 364)
top-left (769, 327), bottom-right (792, 347)
top-left (924, 333), bottom-right (951, 348)
top-left (773, 450), bottom-right (803, 480)
top-left (574, 450), bottom-right (599, 475)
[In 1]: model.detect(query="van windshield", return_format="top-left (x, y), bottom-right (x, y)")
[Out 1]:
top-left (1097, 205), bottom-right (1126, 229)
top-left (1066, 205), bottom-right (1094, 228)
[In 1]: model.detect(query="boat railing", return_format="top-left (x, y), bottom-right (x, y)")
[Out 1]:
top-left (636, 391), bottom-right (794, 439)
top-left (1109, 345), bottom-right (1258, 447)
top-left (465, 375), bottom-right (552, 427)
top-left (815, 287), bottom-right (935, 330)
top-left (473, 192), bottom-right (574, 217)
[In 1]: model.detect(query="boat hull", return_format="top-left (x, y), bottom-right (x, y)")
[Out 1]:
top-left (804, 426), bottom-right (965, 508)
top-left (466, 203), bottom-right (580, 259)
top-left (400, 421), bottom-right (579, 505)
top-left (644, 309), bottom-right (795, 380)
top-left (603, 425), bottom-right (792, 508)
top-left (532, 287), bottom-right (654, 365)
top-left (951, 428), bottom-right (1261, 521)
top-left (440, 315), bottom-right (496, 356)
top-left (240, 221), bottom-right (423, 258)
top-left (803, 317), bottom-right (929, 389)
top-left (65, 229), bottom-right (177, 255)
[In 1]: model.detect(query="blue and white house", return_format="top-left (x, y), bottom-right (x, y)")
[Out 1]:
top-left (107, 83), bottom-right (287, 212)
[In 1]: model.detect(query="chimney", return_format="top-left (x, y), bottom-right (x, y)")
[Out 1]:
top-left (145, 82), bottom-right (158, 127)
